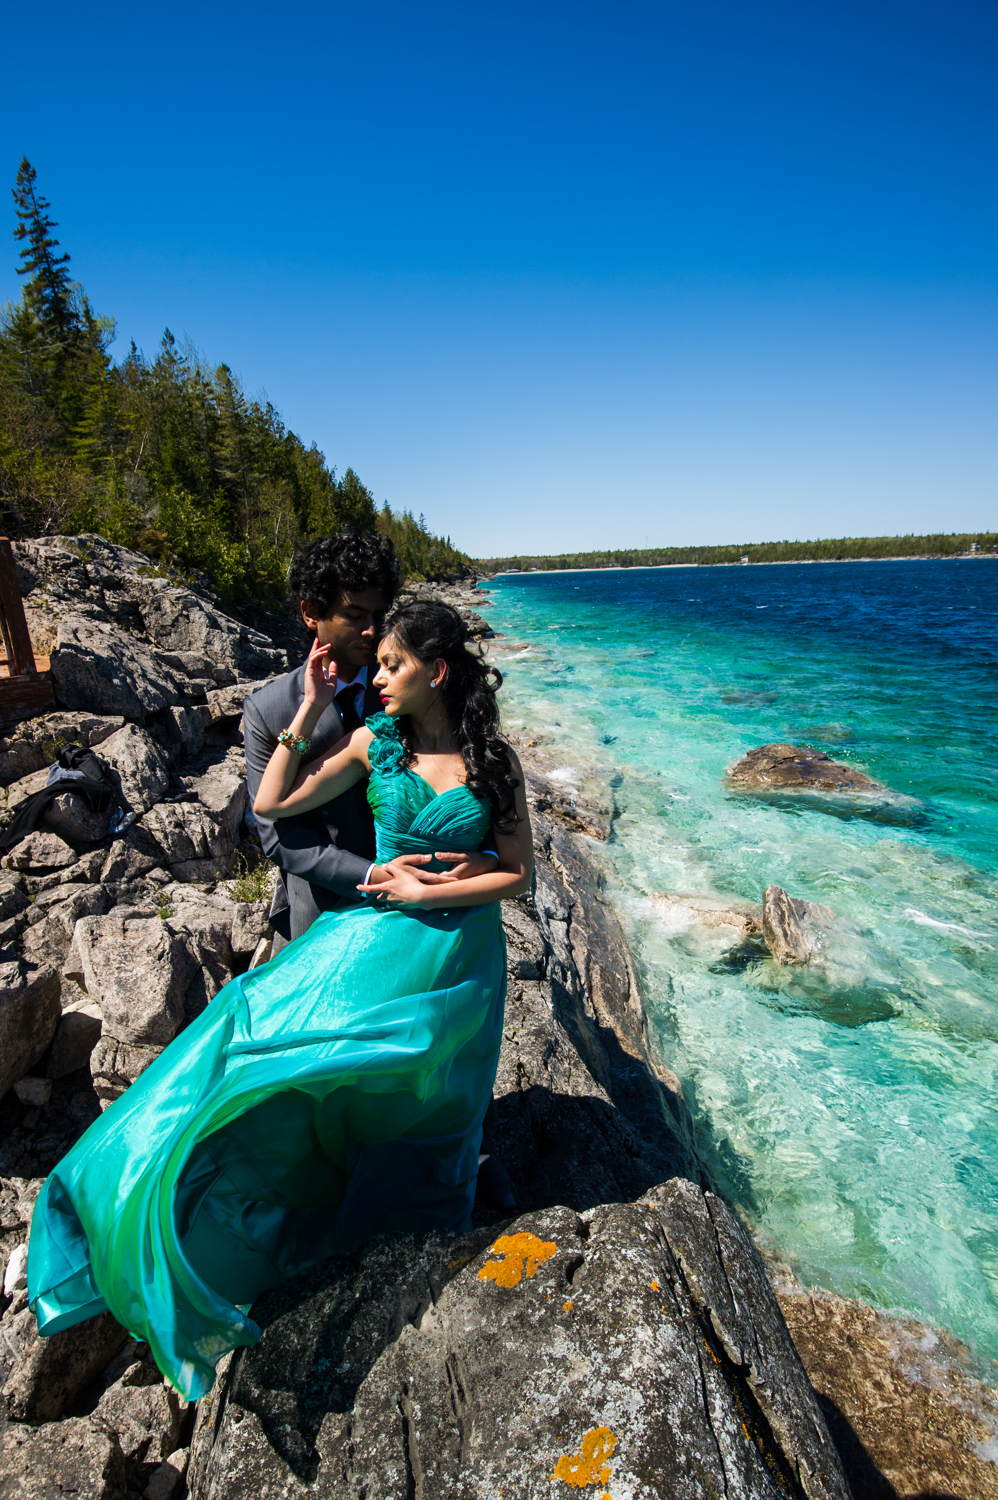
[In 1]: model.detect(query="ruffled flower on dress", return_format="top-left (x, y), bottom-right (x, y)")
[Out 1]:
top-left (365, 712), bottom-right (407, 777)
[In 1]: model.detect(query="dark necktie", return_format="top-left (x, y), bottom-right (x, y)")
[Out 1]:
top-left (335, 684), bottom-right (363, 733)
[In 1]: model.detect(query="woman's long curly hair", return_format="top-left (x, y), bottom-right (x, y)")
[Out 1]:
top-left (382, 598), bottom-right (520, 832)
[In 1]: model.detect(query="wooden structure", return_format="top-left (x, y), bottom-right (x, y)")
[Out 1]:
top-left (0, 537), bottom-right (56, 726)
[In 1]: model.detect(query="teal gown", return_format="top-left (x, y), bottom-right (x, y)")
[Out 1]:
top-left (26, 714), bottom-right (506, 1400)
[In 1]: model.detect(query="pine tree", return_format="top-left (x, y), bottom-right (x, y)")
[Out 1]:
top-left (12, 158), bottom-right (75, 340)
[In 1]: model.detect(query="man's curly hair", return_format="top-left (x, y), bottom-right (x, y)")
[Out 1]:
top-left (288, 532), bottom-right (402, 623)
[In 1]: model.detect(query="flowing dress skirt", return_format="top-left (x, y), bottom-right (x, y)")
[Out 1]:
top-left (27, 900), bottom-right (506, 1398)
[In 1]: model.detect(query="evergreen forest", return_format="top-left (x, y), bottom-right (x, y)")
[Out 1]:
top-left (480, 532), bottom-right (997, 574)
top-left (0, 159), bottom-right (471, 603)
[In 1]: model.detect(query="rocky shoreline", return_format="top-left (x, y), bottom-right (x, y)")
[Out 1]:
top-left (0, 542), bottom-right (994, 1497)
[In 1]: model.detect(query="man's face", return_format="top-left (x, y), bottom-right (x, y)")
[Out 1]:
top-left (301, 587), bottom-right (391, 675)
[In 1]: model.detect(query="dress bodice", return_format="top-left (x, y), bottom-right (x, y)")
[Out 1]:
top-left (365, 713), bottom-right (491, 868)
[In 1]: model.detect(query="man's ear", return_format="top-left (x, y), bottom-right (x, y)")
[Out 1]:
top-left (301, 600), bottom-right (320, 632)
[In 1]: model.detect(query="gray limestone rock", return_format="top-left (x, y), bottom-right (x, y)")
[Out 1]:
top-left (157, 704), bottom-right (212, 763)
top-left (2, 1306), bottom-right (128, 1424)
top-left (0, 965), bottom-right (61, 1098)
top-left (100, 838), bottom-right (159, 886)
top-left (3, 832), bottom-right (77, 872)
top-left (186, 762), bottom-right (247, 842)
top-left (46, 1005), bottom-right (103, 1078)
top-left (73, 913), bottom-right (199, 1048)
top-left (89, 1035), bottom-right (164, 1107)
top-left (0, 873), bottom-right (29, 925)
top-left (92, 1371), bottom-right (183, 1464)
top-left (50, 615), bottom-right (195, 719)
top-left (99, 724), bottom-right (171, 816)
top-left (133, 803), bottom-right (230, 868)
top-left (0, 1416), bottom-right (128, 1498)
top-left (188, 1182), bottom-right (849, 1500)
top-left (230, 901), bottom-right (271, 959)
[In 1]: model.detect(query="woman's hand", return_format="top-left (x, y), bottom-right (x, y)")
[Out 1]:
top-left (357, 858), bottom-right (434, 909)
top-left (303, 637), bottom-right (338, 712)
top-left (363, 852), bottom-right (500, 888)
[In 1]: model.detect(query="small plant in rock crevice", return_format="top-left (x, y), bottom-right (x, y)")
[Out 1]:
top-left (224, 853), bottom-right (274, 906)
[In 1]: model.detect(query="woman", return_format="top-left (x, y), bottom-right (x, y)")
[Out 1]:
top-left (27, 601), bottom-right (531, 1399)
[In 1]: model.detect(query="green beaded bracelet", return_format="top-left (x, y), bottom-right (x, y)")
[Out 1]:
top-left (277, 728), bottom-right (311, 755)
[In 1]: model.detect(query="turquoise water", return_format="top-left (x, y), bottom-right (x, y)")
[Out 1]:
top-left (485, 561), bottom-right (998, 1358)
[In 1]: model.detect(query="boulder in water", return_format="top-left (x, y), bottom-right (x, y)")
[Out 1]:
top-left (728, 743), bottom-right (882, 794)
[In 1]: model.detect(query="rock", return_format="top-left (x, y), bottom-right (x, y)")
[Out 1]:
top-left (73, 914), bottom-right (199, 1048)
top-left (652, 891), bottom-right (763, 935)
top-left (762, 885), bottom-right (835, 966)
top-left (247, 935), bottom-right (272, 969)
top-left (3, 1242), bottom-right (28, 1297)
top-left (143, 1448), bottom-right (189, 1500)
top-left (47, 1005), bottom-right (103, 1078)
top-left (230, 901), bottom-right (271, 958)
top-left (43, 790), bottom-right (112, 844)
top-left (0, 965), bottom-right (61, 1097)
top-left (100, 838), bottom-right (159, 886)
top-left (188, 1181), bottom-right (849, 1500)
top-left (169, 854), bottom-right (235, 883)
top-left (727, 743), bottom-right (882, 793)
top-left (19, 915), bottom-right (74, 971)
top-left (99, 724), bottom-right (171, 816)
top-left (156, 704), bottom-right (211, 763)
top-left (0, 712), bottom-right (124, 784)
top-left (12, 1076), bottom-right (52, 1107)
top-left (0, 873), bottom-right (30, 924)
top-left (187, 762), bottom-right (247, 842)
top-left (0, 1416), bottom-right (128, 1498)
top-left (92, 1375), bottom-right (183, 1463)
top-left (89, 1035), bottom-right (163, 1108)
top-left (50, 614), bottom-right (197, 719)
top-left (777, 1279), bottom-right (998, 1500)
top-left (2, 1307), bottom-right (128, 1424)
top-left (161, 889), bottom-right (237, 1017)
top-left (205, 683), bottom-right (257, 723)
top-left (3, 832), bottom-right (77, 872)
top-left (30, 883), bottom-right (111, 940)
top-left (133, 803), bottom-right (230, 868)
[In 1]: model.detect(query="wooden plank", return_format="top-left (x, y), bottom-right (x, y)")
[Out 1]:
top-left (0, 538), bottom-right (37, 677)
top-left (0, 674), bottom-right (56, 726)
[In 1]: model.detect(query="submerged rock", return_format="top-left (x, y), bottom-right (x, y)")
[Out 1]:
top-left (652, 891), bottom-right (763, 936)
top-left (763, 885), bottom-right (835, 967)
top-left (727, 743), bottom-right (882, 794)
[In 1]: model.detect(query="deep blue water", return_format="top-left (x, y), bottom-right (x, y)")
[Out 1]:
top-left (484, 560), bottom-right (998, 1358)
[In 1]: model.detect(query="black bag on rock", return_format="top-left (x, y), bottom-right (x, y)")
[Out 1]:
top-left (0, 745), bottom-right (116, 852)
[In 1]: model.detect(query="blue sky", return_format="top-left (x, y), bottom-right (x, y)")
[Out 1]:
top-left (2, 0), bottom-right (995, 555)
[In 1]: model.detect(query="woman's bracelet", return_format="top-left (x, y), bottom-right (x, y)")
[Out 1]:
top-left (277, 728), bottom-right (311, 756)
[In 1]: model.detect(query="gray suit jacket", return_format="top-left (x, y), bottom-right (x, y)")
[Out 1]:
top-left (243, 664), bottom-right (384, 940)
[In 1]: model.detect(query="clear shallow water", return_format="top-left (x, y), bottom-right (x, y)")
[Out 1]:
top-left (484, 561), bottom-right (998, 1357)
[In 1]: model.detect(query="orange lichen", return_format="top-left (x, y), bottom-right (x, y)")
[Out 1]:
top-left (649, 1280), bottom-right (660, 1291)
top-left (477, 1232), bottom-right (557, 1288)
top-left (563, 1299), bottom-right (574, 1311)
top-left (448, 1254), bottom-right (472, 1269)
top-left (551, 1426), bottom-right (617, 1488)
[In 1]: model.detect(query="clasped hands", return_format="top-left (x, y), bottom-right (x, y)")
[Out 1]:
top-left (357, 850), bottom-right (498, 908)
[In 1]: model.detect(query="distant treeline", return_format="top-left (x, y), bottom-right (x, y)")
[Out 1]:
top-left (0, 159), bottom-right (471, 603)
top-left (480, 532), bottom-right (998, 573)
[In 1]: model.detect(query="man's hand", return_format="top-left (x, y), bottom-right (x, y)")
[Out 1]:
top-left (356, 859), bottom-right (433, 909)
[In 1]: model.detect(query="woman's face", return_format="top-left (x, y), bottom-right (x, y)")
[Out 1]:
top-left (373, 635), bottom-right (444, 717)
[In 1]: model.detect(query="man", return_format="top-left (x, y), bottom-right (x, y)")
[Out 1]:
top-left (244, 530), bottom-right (401, 949)
top-left (243, 530), bottom-right (515, 1208)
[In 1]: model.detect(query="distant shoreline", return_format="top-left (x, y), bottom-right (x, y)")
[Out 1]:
top-left (488, 553), bottom-right (998, 577)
